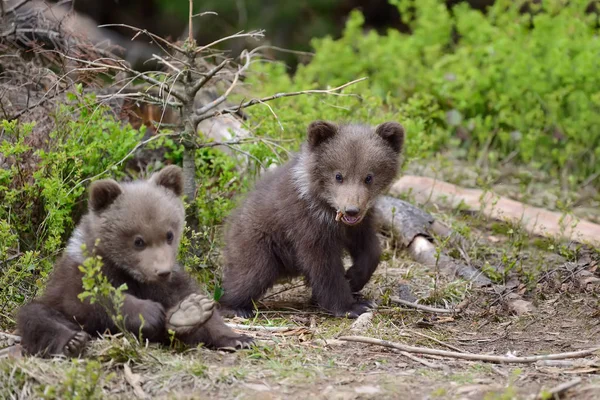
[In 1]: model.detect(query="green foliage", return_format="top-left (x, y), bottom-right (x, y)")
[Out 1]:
top-left (244, 0), bottom-right (600, 187)
top-left (77, 243), bottom-right (128, 326)
top-left (178, 142), bottom-right (280, 295)
top-left (0, 91), bottom-right (144, 326)
top-left (39, 360), bottom-right (109, 400)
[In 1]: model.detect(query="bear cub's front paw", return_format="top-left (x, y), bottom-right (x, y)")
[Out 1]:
top-left (332, 300), bottom-right (375, 319)
top-left (167, 293), bottom-right (215, 334)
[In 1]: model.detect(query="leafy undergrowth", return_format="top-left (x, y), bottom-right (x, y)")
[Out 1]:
top-left (2, 158), bottom-right (600, 400)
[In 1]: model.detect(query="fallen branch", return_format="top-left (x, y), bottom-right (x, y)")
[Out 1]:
top-left (339, 336), bottom-right (600, 364)
top-left (389, 297), bottom-right (457, 314)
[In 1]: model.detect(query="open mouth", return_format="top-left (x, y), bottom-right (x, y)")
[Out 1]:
top-left (341, 214), bottom-right (362, 226)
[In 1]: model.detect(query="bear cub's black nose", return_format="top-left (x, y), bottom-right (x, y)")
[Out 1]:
top-left (345, 206), bottom-right (360, 217)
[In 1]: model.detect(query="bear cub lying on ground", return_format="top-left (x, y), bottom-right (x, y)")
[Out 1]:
top-left (219, 120), bottom-right (405, 318)
top-left (17, 165), bottom-right (252, 357)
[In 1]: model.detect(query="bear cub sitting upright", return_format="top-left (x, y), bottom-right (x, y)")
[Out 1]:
top-left (219, 121), bottom-right (405, 318)
top-left (18, 165), bottom-right (252, 357)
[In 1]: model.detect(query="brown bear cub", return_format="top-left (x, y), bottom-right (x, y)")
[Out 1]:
top-left (220, 121), bottom-right (405, 318)
top-left (17, 165), bottom-right (252, 357)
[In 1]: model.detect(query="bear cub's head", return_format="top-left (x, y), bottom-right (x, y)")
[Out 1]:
top-left (304, 120), bottom-right (405, 226)
top-left (87, 165), bottom-right (185, 283)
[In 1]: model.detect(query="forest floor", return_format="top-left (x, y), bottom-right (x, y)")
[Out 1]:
top-left (2, 157), bottom-right (600, 400)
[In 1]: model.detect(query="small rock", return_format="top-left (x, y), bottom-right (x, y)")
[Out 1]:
top-left (350, 312), bottom-right (373, 333)
top-left (508, 299), bottom-right (536, 316)
top-left (396, 283), bottom-right (418, 302)
top-left (354, 385), bottom-right (381, 394)
top-left (244, 383), bottom-right (271, 392)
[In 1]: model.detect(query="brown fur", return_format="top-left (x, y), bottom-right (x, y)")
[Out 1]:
top-left (220, 121), bottom-right (405, 318)
top-left (17, 166), bottom-right (252, 357)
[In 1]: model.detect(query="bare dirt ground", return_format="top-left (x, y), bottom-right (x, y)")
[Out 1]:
top-left (2, 159), bottom-right (600, 400)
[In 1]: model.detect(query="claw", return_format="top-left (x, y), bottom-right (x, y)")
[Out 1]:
top-left (63, 331), bottom-right (89, 357)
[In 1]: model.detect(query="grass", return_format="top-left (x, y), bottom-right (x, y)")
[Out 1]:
top-left (2, 154), bottom-right (600, 399)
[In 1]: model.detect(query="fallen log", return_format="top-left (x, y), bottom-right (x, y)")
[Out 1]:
top-left (389, 175), bottom-right (600, 247)
top-left (375, 195), bottom-right (492, 287)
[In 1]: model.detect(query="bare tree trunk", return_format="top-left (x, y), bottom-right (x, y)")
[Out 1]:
top-left (182, 145), bottom-right (197, 230)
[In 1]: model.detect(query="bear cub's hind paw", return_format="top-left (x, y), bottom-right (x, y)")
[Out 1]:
top-left (214, 333), bottom-right (254, 351)
top-left (63, 331), bottom-right (90, 357)
top-left (167, 293), bottom-right (215, 334)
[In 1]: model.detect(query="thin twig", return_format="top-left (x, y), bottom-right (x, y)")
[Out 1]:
top-left (389, 297), bottom-right (456, 314)
top-left (225, 324), bottom-right (296, 332)
top-left (194, 51), bottom-right (250, 116)
top-left (188, 0), bottom-right (194, 44)
top-left (0, 253), bottom-right (23, 264)
top-left (194, 30), bottom-right (265, 54)
top-left (152, 54), bottom-right (182, 74)
top-left (195, 77), bottom-right (367, 123)
top-left (98, 24), bottom-right (186, 55)
top-left (189, 59), bottom-right (228, 95)
top-left (536, 378), bottom-right (582, 400)
top-left (253, 45), bottom-right (315, 57)
top-left (407, 330), bottom-right (466, 353)
top-left (95, 92), bottom-right (182, 108)
top-left (192, 11), bottom-right (218, 18)
top-left (60, 55), bottom-right (187, 102)
top-left (398, 351), bottom-right (443, 369)
top-left (339, 336), bottom-right (600, 364)
top-left (3, 0), bottom-right (29, 15)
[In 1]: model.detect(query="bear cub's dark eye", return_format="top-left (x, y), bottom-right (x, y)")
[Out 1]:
top-left (166, 231), bottom-right (174, 243)
top-left (335, 173), bottom-right (343, 183)
top-left (365, 174), bottom-right (373, 184)
top-left (134, 237), bottom-right (145, 249)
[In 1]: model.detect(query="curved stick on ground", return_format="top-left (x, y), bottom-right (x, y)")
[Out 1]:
top-left (339, 336), bottom-right (600, 364)
top-left (389, 297), bottom-right (457, 314)
top-left (224, 324), bottom-right (296, 332)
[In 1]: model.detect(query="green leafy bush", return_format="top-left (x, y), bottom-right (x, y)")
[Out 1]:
top-left (244, 0), bottom-right (600, 187)
top-left (0, 91), bottom-right (144, 326)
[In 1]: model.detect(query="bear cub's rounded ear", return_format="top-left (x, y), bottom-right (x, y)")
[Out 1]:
top-left (307, 121), bottom-right (338, 149)
top-left (375, 122), bottom-right (405, 153)
top-left (90, 179), bottom-right (122, 212)
top-left (151, 165), bottom-right (184, 197)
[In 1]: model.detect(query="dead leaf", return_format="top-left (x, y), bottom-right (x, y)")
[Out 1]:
top-left (123, 363), bottom-right (147, 399)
